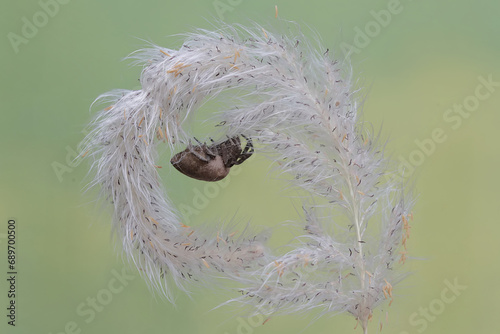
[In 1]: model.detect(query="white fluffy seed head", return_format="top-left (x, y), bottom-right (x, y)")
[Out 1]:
top-left (82, 22), bottom-right (414, 329)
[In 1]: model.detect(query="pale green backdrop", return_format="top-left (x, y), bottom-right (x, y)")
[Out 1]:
top-left (1, 1), bottom-right (499, 333)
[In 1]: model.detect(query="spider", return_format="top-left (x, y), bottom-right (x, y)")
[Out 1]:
top-left (170, 135), bottom-right (254, 181)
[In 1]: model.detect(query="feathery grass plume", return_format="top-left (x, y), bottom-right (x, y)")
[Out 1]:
top-left (82, 22), bottom-right (414, 332)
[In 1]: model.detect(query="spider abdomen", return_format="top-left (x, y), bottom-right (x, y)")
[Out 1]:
top-left (171, 153), bottom-right (230, 181)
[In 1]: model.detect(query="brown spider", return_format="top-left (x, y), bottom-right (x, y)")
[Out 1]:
top-left (170, 135), bottom-right (254, 181)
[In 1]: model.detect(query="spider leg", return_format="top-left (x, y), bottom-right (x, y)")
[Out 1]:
top-left (193, 137), bottom-right (202, 144)
top-left (234, 136), bottom-right (254, 165)
top-left (188, 138), bottom-right (213, 162)
top-left (195, 137), bottom-right (218, 157)
top-left (188, 148), bottom-right (211, 162)
top-left (206, 137), bottom-right (219, 156)
top-left (240, 136), bottom-right (254, 155)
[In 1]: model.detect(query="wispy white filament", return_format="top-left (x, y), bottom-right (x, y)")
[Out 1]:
top-left (82, 23), bottom-right (414, 332)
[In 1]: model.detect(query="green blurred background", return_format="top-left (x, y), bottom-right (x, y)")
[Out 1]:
top-left (1, 0), bottom-right (499, 333)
